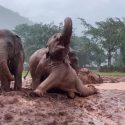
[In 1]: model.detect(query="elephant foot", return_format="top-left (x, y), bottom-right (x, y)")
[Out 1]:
top-left (1, 87), bottom-right (10, 92)
top-left (30, 91), bottom-right (39, 97)
top-left (14, 86), bottom-right (22, 91)
top-left (30, 89), bottom-right (43, 97)
top-left (1, 84), bottom-right (10, 92)
top-left (87, 85), bottom-right (98, 94)
top-left (67, 92), bottom-right (75, 99)
top-left (14, 83), bottom-right (22, 91)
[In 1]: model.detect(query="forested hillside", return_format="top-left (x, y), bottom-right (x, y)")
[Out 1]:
top-left (0, 5), bottom-right (32, 29)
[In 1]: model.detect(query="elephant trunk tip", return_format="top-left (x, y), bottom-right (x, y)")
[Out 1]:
top-left (64, 17), bottom-right (72, 31)
top-left (62, 17), bottom-right (72, 45)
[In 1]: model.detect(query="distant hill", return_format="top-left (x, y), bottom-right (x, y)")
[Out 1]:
top-left (0, 5), bottom-right (32, 29)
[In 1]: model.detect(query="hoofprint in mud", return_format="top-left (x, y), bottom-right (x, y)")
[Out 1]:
top-left (0, 77), bottom-right (125, 125)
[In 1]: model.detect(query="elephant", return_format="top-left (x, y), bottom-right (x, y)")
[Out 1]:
top-left (30, 17), bottom-right (97, 98)
top-left (29, 48), bottom-right (49, 89)
top-left (78, 68), bottom-right (103, 84)
top-left (0, 30), bottom-right (24, 91)
top-left (28, 47), bottom-right (79, 89)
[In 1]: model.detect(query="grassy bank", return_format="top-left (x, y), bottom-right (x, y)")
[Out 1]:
top-left (93, 71), bottom-right (125, 76)
top-left (22, 70), bottom-right (31, 77)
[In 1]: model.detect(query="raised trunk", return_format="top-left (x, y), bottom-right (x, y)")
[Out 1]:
top-left (62, 17), bottom-right (72, 46)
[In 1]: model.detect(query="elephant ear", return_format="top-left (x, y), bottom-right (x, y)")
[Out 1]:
top-left (14, 35), bottom-right (23, 55)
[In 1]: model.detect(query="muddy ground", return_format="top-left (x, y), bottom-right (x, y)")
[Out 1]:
top-left (0, 77), bottom-right (125, 125)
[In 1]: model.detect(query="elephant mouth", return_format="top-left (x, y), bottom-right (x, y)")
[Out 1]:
top-left (48, 49), bottom-right (69, 61)
top-left (49, 52), bottom-right (65, 61)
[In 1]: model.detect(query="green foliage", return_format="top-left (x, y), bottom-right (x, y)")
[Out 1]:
top-left (14, 23), bottom-right (61, 61)
top-left (72, 36), bottom-right (105, 67)
top-left (94, 70), bottom-right (125, 76)
top-left (13, 17), bottom-right (125, 72)
top-left (79, 17), bottom-right (125, 69)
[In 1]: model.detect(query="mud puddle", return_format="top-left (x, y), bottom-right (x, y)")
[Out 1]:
top-left (0, 78), bottom-right (125, 125)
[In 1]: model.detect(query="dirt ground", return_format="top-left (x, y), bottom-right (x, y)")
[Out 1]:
top-left (0, 77), bottom-right (125, 125)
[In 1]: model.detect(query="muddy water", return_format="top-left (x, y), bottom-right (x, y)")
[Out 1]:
top-left (0, 78), bottom-right (125, 125)
top-left (95, 82), bottom-right (125, 90)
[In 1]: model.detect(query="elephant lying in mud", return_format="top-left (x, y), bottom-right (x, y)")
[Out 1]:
top-left (30, 17), bottom-right (97, 98)
top-left (78, 68), bottom-right (103, 84)
top-left (0, 30), bottom-right (24, 91)
top-left (28, 47), bottom-right (79, 89)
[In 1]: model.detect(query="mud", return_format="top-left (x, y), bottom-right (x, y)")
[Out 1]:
top-left (102, 76), bottom-right (125, 83)
top-left (0, 77), bottom-right (125, 125)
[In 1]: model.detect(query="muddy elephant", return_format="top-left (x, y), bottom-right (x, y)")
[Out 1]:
top-left (30, 17), bottom-right (97, 98)
top-left (28, 47), bottom-right (79, 89)
top-left (78, 68), bottom-right (103, 84)
top-left (29, 48), bottom-right (49, 89)
top-left (0, 30), bottom-right (24, 91)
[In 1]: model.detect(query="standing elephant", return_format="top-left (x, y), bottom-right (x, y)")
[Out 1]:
top-left (30, 17), bottom-right (97, 98)
top-left (0, 30), bottom-right (24, 91)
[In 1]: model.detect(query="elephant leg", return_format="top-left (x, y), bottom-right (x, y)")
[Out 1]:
top-left (14, 57), bottom-right (23, 90)
top-left (31, 78), bottom-right (41, 90)
top-left (76, 79), bottom-right (98, 97)
top-left (31, 58), bottom-right (49, 90)
top-left (1, 77), bottom-right (10, 91)
top-left (31, 69), bottom-right (45, 90)
top-left (67, 91), bottom-right (75, 99)
top-left (30, 73), bottom-right (58, 97)
top-left (14, 73), bottom-right (22, 90)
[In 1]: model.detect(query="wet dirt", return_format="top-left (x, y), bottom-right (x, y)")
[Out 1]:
top-left (102, 76), bottom-right (125, 83)
top-left (0, 77), bottom-right (125, 125)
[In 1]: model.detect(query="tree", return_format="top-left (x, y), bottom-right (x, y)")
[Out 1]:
top-left (71, 35), bottom-right (105, 67)
top-left (79, 18), bottom-right (125, 69)
top-left (14, 23), bottom-right (61, 61)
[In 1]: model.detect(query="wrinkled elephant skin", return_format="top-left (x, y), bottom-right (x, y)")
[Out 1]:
top-left (0, 30), bottom-right (24, 91)
top-left (30, 17), bottom-right (97, 98)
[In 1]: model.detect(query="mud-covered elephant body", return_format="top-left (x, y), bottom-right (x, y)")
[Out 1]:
top-left (78, 68), bottom-right (103, 84)
top-left (31, 57), bottom-right (97, 98)
top-left (29, 47), bottom-right (79, 89)
top-left (30, 17), bottom-right (97, 98)
top-left (0, 30), bottom-right (24, 91)
top-left (29, 48), bottom-right (49, 88)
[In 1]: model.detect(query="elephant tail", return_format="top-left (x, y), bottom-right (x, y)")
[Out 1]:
top-left (23, 69), bottom-right (29, 79)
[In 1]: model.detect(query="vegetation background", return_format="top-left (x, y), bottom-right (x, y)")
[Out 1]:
top-left (14, 17), bottom-right (125, 72)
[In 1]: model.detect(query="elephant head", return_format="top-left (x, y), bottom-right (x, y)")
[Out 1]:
top-left (46, 17), bottom-right (72, 61)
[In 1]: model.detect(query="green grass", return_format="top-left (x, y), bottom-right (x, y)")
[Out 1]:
top-left (22, 70), bottom-right (31, 77)
top-left (93, 70), bottom-right (125, 76)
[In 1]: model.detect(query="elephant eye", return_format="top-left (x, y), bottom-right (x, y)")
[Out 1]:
top-left (7, 41), bottom-right (13, 48)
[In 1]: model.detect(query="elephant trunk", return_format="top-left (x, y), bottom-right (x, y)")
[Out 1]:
top-left (0, 41), bottom-right (14, 81)
top-left (62, 17), bottom-right (72, 46)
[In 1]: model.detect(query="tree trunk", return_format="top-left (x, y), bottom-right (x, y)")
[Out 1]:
top-left (107, 50), bottom-right (112, 70)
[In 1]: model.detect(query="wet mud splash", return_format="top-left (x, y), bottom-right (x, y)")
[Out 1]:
top-left (0, 79), bottom-right (125, 125)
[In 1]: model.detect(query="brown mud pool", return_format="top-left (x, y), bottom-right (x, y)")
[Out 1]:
top-left (0, 78), bottom-right (125, 125)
